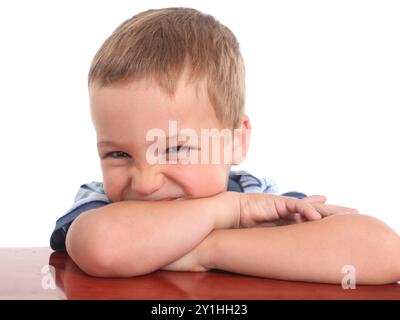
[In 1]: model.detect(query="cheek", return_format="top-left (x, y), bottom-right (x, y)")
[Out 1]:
top-left (174, 165), bottom-right (229, 198)
top-left (101, 166), bottom-right (130, 202)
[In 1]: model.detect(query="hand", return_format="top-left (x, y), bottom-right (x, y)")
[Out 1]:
top-left (286, 195), bottom-right (358, 225)
top-left (236, 193), bottom-right (358, 228)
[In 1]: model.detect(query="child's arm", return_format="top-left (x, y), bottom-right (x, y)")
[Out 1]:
top-left (66, 189), bottom-right (357, 277)
top-left (65, 192), bottom-right (239, 277)
top-left (206, 213), bottom-right (400, 284)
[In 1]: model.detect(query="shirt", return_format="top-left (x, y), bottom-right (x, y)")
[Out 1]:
top-left (50, 170), bottom-right (306, 251)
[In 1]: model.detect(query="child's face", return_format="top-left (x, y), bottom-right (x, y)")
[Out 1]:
top-left (89, 74), bottom-right (249, 202)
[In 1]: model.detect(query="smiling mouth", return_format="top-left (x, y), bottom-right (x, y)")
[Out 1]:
top-left (156, 197), bottom-right (183, 201)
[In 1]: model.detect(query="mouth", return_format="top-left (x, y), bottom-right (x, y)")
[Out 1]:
top-left (156, 197), bottom-right (184, 201)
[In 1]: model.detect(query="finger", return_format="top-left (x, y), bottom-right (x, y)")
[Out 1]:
top-left (311, 203), bottom-right (359, 217)
top-left (302, 195), bottom-right (327, 204)
top-left (287, 213), bottom-right (306, 224)
top-left (280, 197), bottom-right (322, 221)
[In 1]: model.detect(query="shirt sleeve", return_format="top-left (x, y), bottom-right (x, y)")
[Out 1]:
top-left (50, 182), bottom-right (111, 252)
top-left (228, 170), bottom-right (308, 200)
top-left (257, 174), bottom-right (307, 199)
top-left (280, 191), bottom-right (307, 199)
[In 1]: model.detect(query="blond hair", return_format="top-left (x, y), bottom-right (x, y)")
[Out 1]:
top-left (88, 7), bottom-right (245, 129)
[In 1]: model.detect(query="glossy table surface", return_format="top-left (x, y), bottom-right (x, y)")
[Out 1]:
top-left (1, 247), bottom-right (399, 300)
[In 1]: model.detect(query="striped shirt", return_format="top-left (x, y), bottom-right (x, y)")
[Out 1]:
top-left (50, 170), bottom-right (306, 251)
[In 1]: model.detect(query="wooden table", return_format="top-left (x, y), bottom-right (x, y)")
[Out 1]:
top-left (1, 247), bottom-right (399, 300)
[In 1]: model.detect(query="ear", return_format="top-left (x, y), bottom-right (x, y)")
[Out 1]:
top-left (232, 114), bottom-right (252, 165)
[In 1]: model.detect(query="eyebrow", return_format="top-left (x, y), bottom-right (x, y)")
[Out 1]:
top-left (97, 141), bottom-right (120, 148)
top-left (97, 135), bottom-right (197, 148)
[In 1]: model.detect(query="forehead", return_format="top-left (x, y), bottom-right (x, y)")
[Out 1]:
top-left (89, 77), bottom-right (223, 143)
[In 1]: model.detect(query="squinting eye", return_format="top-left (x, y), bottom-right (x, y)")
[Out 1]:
top-left (166, 146), bottom-right (192, 154)
top-left (105, 151), bottom-right (129, 158)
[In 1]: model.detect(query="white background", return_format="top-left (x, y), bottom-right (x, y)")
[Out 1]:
top-left (0, 0), bottom-right (399, 247)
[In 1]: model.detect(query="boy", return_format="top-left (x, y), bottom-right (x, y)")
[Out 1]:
top-left (50, 7), bottom-right (400, 284)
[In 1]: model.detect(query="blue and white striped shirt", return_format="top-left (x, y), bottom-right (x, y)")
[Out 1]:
top-left (50, 170), bottom-right (306, 251)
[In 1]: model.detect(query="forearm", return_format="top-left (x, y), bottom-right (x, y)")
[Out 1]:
top-left (66, 192), bottom-right (238, 277)
top-left (209, 214), bottom-right (400, 284)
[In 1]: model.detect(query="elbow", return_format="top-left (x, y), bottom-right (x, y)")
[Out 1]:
top-left (394, 255), bottom-right (400, 284)
top-left (65, 211), bottom-right (155, 277)
top-left (355, 214), bottom-right (400, 284)
top-left (388, 227), bottom-right (400, 283)
top-left (373, 217), bottom-right (400, 284)
top-left (65, 209), bottom-right (134, 277)
top-left (65, 212), bottom-right (119, 277)
top-left (381, 238), bottom-right (400, 284)
top-left (66, 245), bottom-right (113, 278)
top-left (67, 246), bottom-right (114, 278)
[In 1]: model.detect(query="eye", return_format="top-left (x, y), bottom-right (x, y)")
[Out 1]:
top-left (166, 145), bottom-right (192, 154)
top-left (105, 151), bottom-right (130, 159)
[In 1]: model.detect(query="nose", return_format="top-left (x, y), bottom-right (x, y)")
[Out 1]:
top-left (131, 166), bottom-right (165, 197)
